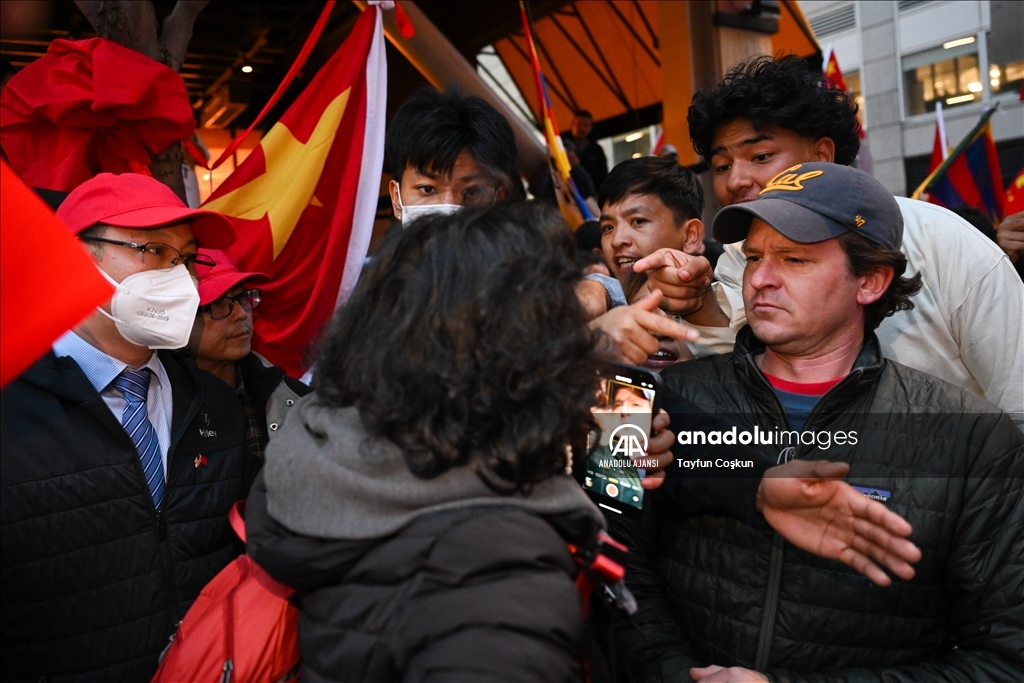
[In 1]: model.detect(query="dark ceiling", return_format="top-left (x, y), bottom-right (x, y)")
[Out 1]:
top-left (1, 0), bottom-right (568, 131)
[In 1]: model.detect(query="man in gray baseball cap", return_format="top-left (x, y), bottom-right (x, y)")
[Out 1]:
top-left (612, 161), bottom-right (1024, 683)
top-left (713, 161), bottom-right (903, 250)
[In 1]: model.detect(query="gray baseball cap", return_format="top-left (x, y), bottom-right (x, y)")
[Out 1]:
top-left (712, 162), bottom-right (904, 250)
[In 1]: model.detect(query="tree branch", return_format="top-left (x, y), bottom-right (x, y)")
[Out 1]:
top-left (159, 0), bottom-right (209, 72)
top-left (74, 1), bottom-right (160, 62)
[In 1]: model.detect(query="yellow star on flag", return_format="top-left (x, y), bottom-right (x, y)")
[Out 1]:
top-left (204, 88), bottom-right (350, 258)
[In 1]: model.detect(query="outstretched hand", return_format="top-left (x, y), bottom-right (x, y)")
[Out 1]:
top-left (633, 248), bottom-right (712, 316)
top-left (756, 460), bottom-right (921, 586)
top-left (589, 290), bottom-right (698, 365)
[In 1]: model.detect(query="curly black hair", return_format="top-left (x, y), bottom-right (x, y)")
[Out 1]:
top-left (837, 231), bottom-right (922, 332)
top-left (314, 202), bottom-right (598, 492)
top-left (688, 55), bottom-right (861, 166)
top-left (597, 156), bottom-right (704, 223)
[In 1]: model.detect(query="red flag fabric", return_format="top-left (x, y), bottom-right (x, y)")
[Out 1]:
top-left (0, 161), bottom-right (114, 387)
top-left (0, 37), bottom-right (195, 192)
top-left (822, 48), bottom-right (849, 93)
top-left (928, 102), bottom-right (949, 173)
top-left (203, 6), bottom-right (386, 378)
top-left (1006, 168), bottom-right (1024, 216)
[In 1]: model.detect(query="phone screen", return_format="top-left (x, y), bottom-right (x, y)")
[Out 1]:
top-left (583, 375), bottom-right (656, 514)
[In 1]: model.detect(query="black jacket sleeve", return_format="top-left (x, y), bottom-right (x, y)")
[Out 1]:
top-left (764, 415), bottom-right (1024, 683)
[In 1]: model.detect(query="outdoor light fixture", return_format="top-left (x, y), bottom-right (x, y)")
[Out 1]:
top-left (624, 132), bottom-right (644, 142)
top-left (241, 65), bottom-right (253, 73)
top-left (942, 36), bottom-right (975, 49)
top-left (946, 94), bottom-right (975, 104)
top-left (632, 152), bottom-right (642, 158)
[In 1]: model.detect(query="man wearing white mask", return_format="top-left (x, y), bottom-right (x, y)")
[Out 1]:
top-left (1, 173), bottom-right (256, 681)
top-left (386, 85), bottom-right (521, 225)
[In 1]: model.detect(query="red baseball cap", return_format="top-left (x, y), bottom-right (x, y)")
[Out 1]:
top-left (56, 172), bottom-right (236, 249)
top-left (196, 249), bottom-right (269, 306)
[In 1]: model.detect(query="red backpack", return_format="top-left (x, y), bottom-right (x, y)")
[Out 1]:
top-left (151, 501), bottom-right (301, 683)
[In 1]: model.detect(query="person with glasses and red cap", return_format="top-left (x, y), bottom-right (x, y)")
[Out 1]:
top-left (0, 173), bottom-right (261, 681)
top-left (190, 249), bottom-right (310, 466)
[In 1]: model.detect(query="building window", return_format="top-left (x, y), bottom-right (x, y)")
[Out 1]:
top-left (903, 39), bottom-right (982, 115)
top-left (989, 60), bottom-right (1024, 99)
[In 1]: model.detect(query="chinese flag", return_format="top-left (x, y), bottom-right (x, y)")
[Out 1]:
top-left (203, 6), bottom-right (386, 378)
top-left (0, 161), bottom-right (114, 387)
top-left (1006, 168), bottom-right (1024, 216)
top-left (822, 48), bottom-right (848, 93)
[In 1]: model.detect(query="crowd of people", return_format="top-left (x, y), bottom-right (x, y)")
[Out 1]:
top-left (2, 54), bottom-right (1022, 683)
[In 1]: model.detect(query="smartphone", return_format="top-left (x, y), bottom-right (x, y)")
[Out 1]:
top-left (580, 362), bottom-right (662, 518)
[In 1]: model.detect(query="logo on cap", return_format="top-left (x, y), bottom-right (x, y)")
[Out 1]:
top-left (855, 215), bottom-right (865, 227)
top-left (759, 164), bottom-right (824, 194)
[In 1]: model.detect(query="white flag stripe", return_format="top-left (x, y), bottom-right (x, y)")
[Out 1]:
top-left (336, 6), bottom-right (388, 309)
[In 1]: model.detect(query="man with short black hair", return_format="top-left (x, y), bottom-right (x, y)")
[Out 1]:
top-left (616, 163), bottom-right (1023, 683)
top-left (386, 85), bottom-right (522, 224)
top-left (1, 173), bottom-right (255, 681)
top-left (582, 156), bottom-right (726, 367)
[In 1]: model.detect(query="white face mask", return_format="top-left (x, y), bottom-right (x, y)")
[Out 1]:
top-left (96, 264), bottom-right (201, 350)
top-left (398, 185), bottom-right (461, 226)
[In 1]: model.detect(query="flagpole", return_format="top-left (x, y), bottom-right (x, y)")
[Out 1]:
top-left (912, 103), bottom-right (1000, 199)
top-left (936, 101), bottom-right (948, 161)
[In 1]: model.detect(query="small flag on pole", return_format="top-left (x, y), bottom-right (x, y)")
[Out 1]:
top-left (928, 101), bottom-right (950, 173)
top-left (912, 105), bottom-right (1005, 224)
top-left (518, 1), bottom-right (593, 229)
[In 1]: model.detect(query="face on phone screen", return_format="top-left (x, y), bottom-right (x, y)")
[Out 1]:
top-left (583, 379), bottom-right (655, 511)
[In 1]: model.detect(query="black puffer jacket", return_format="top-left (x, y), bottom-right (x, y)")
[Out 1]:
top-left (246, 398), bottom-right (607, 683)
top-left (1, 351), bottom-right (253, 682)
top-left (615, 326), bottom-right (1023, 683)
top-left (248, 475), bottom-right (595, 683)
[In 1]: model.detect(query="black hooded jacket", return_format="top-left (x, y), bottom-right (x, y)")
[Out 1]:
top-left (246, 398), bottom-right (606, 683)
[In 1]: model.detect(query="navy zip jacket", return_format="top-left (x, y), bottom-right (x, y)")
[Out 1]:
top-left (1, 351), bottom-right (254, 682)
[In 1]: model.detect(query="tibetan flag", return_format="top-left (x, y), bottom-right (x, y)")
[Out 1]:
top-left (912, 106), bottom-right (1005, 225)
top-left (1006, 167), bottom-right (1024, 216)
top-left (202, 5), bottom-right (386, 378)
top-left (0, 161), bottom-right (114, 386)
top-left (928, 101), bottom-right (949, 173)
top-left (518, 1), bottom-right (593, 229)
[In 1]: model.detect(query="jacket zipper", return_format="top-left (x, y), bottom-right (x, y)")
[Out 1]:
top-left (748, 359), bottom-right (865, 670)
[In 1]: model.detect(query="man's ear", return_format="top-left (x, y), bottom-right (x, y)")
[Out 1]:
top-left (856, 265), bottom-right (894, 306)
top-left (814, 137), bottom-right (836, 163)
top-left (681, 218), bottom-right (705, 254)
top-left (388, 179), bottom-right (402, 220)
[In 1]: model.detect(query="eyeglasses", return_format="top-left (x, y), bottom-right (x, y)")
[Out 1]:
top-left (199, 289), bottom-right (261, 320)
top-left (79, 237), bottom-right (216, 273)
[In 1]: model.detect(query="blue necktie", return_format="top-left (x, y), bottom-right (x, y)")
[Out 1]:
top-left (113, 369), bottom-right (165, 509)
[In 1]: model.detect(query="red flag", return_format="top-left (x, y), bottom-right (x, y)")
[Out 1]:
top-left (202, 6), bottom-right (386, 378)
top-left (0, 161), bottom-right (114, 387)
top-left (821, 43), bottom-right (864, 140)
top-left (0, 38), bottom-right (195, 191)
top-left (928, 101), bottom-right (949, 173)
top-left (1006, 167), bottom-right (1024, 216)
top-left (822, 44), bottom-right (848, 93)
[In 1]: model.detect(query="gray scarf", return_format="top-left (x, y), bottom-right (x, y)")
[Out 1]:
top-left (264, 395), bottom-right (604, 540)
